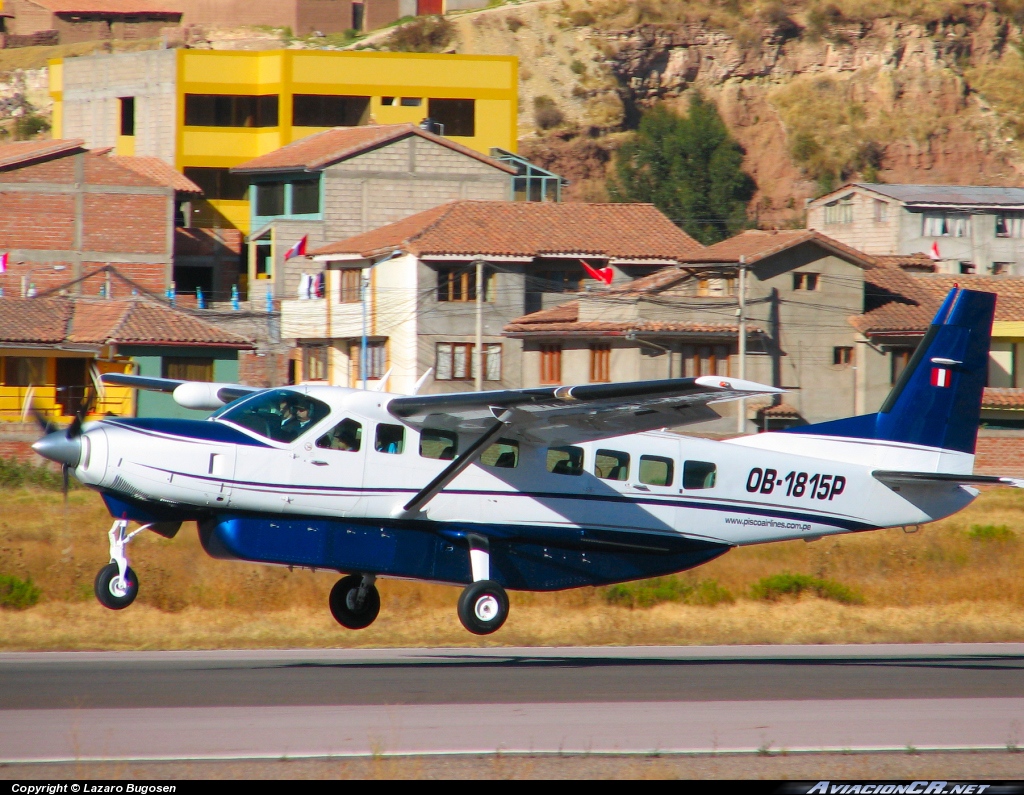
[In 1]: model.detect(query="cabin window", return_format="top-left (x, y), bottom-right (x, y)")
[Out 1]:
top-left (595, 449), bottom-right (629, 481)
top-left (316, 418), bottom-right (362, 452)
top-left (682, 460), bottom-right (717, 489)
top-left (481, 438), bottom-right (519, 468)
top-left (420, 428), bottom-right (457, 460)
top-left (639, 455), bottom-right (674, 487)
top-left (546, 445), bottom-right (584, 476)
top-left (211, 389), bottom-right (331, 443)
top-left (163, 357), bottom-right (213, 382)
top-left (375, 423), bottom-right (405, 454)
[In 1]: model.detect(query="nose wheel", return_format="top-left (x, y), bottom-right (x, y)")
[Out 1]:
top-left (93, 519), bottom-right (147, 611)
top-left (329, 574), bottom-right (380, 629)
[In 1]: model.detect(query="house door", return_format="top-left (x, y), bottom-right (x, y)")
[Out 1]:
top-left (55, 358), bottom-right (88, 417)
top-left (418, 0), bottom-right (443, 15)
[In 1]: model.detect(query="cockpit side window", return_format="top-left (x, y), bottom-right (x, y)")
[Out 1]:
top-left (316, 418), bottom-right (362, 452)
top-left (212, 389), bottom-right (330, 443)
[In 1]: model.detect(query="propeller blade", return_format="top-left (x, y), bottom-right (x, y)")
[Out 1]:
top-left (61, 463), bottom-right (69, 499)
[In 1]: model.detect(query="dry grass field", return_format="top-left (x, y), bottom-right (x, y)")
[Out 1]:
top-left (1, 484), bottom-right (1024, 650)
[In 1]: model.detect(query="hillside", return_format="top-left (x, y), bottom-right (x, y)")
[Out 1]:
top-left (432, 0), bottom-right (1024, 226)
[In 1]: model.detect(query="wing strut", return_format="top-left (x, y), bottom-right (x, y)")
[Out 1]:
top-left (393, 409), bottom-right (513, 520)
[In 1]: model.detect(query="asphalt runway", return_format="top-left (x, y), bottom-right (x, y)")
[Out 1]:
top-left (2, 644), bottom-right (1023, 761)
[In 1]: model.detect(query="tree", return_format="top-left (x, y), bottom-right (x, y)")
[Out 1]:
top-left (608, 95), bottom-right (755, 245)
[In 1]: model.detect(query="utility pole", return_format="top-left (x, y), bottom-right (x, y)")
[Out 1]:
top-left (736, 255), bottom-right (747, 434)
top-left (474, 260), bottom-right (484, 392)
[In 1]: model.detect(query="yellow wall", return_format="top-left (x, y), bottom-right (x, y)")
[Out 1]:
top-left (174, 49), bottom-right (518, 234)
top-left (0, 354), bottom-right (134, 423)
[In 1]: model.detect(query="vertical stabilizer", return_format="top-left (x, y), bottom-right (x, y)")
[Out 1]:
top-left (787, 287), bottom-right (995, 454)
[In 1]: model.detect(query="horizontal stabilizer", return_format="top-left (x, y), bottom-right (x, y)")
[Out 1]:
top-left (873, 470), bottom-right (1024, 488)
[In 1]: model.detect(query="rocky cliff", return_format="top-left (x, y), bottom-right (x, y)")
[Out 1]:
top-left (445, 1), bottom-right (1024, 226)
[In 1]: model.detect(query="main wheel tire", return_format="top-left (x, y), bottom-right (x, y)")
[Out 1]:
top-left (457, 580), bottom-right (509, 635)
top-left (329, 575), bottom-right (381, 629)
top-left (94, 563), bottom-right (138, 610)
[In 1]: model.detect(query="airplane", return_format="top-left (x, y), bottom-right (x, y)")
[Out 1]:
top-left (31, 286), bottom-right (1022, 634)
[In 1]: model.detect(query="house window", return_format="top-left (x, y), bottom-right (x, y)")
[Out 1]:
top-left (989, 342), bottom-right (1017, 388)
top-left (435, 343), bottom-right (501, 381)
top-left (590, 344), bottom-right (610, 383)
top-left (824, 197), bottom-right (853, 224)
top-left (697, 277), bottom-right (735, 297)
top-left (436, 266), bottom-right (494, 302)
top-left (833, 346), bottom-right (853, 366)
top-left (992, 262), bottom-right (1013, 276)
top-left (184, 94), bottom-right (278, 127)
top-left (381, 96), bottom-right (396, 106)
top-left (119, 97), bottom-right (135, 136)
top-left (539, 344), bottom-right (562, 384)
top-left (400, 97), bottom-right (422, 107)
top-left (960, 262), bottom-right (976, 274)
top-left (873, 199), bottom-right (888, 222)
top-left (427, 98), bottom-right (475, 137)
top-left (163, 357), bottom-right (213, 382)
top-left (2, 356), bottom-right (46, 386)
top-left (293, 94), bottom-right (370, 127)
top-left (681, 345), bottom-right (730, 378)
top-left (301, 345), bottom-right (329, 381)
top-left (536, 269), bottom-right (583, 293)
top-left (363, 342), bottom-right (387, 380)
top-left (182, 167), bottom-right (248, 200)
top-left (793, 272), bottom-right (820, 291)
top-left (891, 348), bottom-right (913, 385)
top-left (255, 182), bottom-right (285, 216)
top-left (922, 212), bottom-right (970, 237)
top-left (291, 179), bottom-right (320, 215)
top-left (339, 268), bottom-right (362, 303)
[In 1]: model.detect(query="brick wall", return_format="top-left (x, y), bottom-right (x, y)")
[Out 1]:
top-left (974, 435), bottom-right (1024, 477)
top-left (238, 349), bottom-right (290, 387)
top-left (9, 0), bottom-right (53, 35)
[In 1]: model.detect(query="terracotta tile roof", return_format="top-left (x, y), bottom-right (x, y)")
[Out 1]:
top-left (108, 156), bottom-right (202, 193)
top-left (982, 388), bottom-right (1024, 409)
top-left (0, 139), bottom-right (84, 170)
top-left (503, 300), bottom-right (752, 336)
top-left (873, 253), bottom-right (936, 272)
top-left (312, 201), bottom-right (704, 261)
top-left (853, 270), bottom-right (1024, 336)
top-left (760, 402), bottom-right (802, 417)
top-left (677, 229), bottom-right (875, 268)
top-left (0, 297), bottom-right (251, 348)
top-left (231, 124), bottom-right (517, 175)
top-left (29, 0), bottom-right (181, 14)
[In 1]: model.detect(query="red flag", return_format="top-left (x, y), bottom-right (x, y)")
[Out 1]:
top-left (927, 241), bottom-right (941, 261)
top-left (580, 259), bottom-right (613, 285)
top-left (285, 235), bottom-right (308, 260)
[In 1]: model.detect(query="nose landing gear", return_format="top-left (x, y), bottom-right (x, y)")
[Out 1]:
top-left (94, 519), bottom-right (147, 610)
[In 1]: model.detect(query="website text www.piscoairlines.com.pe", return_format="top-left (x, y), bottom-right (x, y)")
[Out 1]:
top-left (725, 516), bottom-right (813, 532)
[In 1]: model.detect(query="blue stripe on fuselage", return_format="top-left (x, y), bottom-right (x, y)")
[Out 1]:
top-left (103, 418), bottom-right (272, 447)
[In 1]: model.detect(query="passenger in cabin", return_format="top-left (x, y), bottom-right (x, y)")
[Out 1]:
top-left (281, 400), bottom-right (315, 440)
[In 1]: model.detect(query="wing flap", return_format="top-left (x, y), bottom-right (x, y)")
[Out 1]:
top-left (873, 470), bottom-right (1024, 488)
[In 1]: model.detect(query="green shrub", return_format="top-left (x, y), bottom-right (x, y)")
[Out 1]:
top-left (567, 9), bottom-right (596, 27)
top-left (603, 576), bottom-right (733, 608)
top-left (13, 112), bottom-right (49, 141)
top-left (533, 95), bottom-right (565, 130)
top-left (750, 572), bottom-right (864, 605)
top-left (0, 457), bottom-right (69, 490)
top-left (570, 58), bottom-right (586, 75)
top-left (0, 574), bottom-right (41, 610)
top-left (967, 524), bottom-right (1016, 542)
top-left (386, 15), bottom-right (455, 53)
top-left (506, 16), bottom-right (524, 32)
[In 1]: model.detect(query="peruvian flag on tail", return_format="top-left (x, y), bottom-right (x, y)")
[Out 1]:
top-left (285, 235), bottom-right (308, 260)
top-left (931, 366), bottom-right (952, 387)
top-left (580, 259), bottom-right (613, 285)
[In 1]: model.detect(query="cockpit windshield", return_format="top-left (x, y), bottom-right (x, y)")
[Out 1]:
top-left (211, 389), bottom-right (331, 443)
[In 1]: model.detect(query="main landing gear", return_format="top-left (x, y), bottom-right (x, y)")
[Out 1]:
top-left (456, 534), bottom-right (508, 635)
top-left (329, 574), bottom-right (381, 629)
top-left (327, 535), bottom-right (510, 635)
top-left (94, 519), bottom-right (145, 610)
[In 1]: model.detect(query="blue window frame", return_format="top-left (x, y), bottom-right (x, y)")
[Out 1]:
top-left (250, 174), bottom-right (323, 225)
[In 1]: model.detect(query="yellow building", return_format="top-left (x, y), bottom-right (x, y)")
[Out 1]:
top-left (50, 48), bottom-right (518, 234)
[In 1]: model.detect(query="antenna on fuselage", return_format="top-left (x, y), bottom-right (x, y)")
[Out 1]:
top-left (370, 368), bottom-right (392, 392)
top-left (411, 367), bottom-right (433, 395)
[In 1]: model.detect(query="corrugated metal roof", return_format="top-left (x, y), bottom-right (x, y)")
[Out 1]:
top-left (854, 183), bottom-right (1024, 207)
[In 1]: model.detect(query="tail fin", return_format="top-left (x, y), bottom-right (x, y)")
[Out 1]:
top-left (787, 287), bottom-right (995, 454)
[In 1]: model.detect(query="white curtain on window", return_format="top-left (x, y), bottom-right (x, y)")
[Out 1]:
top-left (1007, 215), bottom-right (1024, 238)
top-left (949, 214), bottom-right (970, 237)
top-left (436, 343), bottom-right (452, 380)
top-left (485, 344), bottom-right (502, 381)
top-left (453, 344), bottom-right (468, 380)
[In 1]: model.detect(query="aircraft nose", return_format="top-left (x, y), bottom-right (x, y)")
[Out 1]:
top-left (32, 431), bottom-right (82, 468)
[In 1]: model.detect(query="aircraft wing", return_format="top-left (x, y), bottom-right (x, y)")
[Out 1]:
top-left (873, 470), bottom-right (1024, 489)
top-left (387, 376), bottom-right (783, 446)
top-left (101, 373), bottom-right (260, 410)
